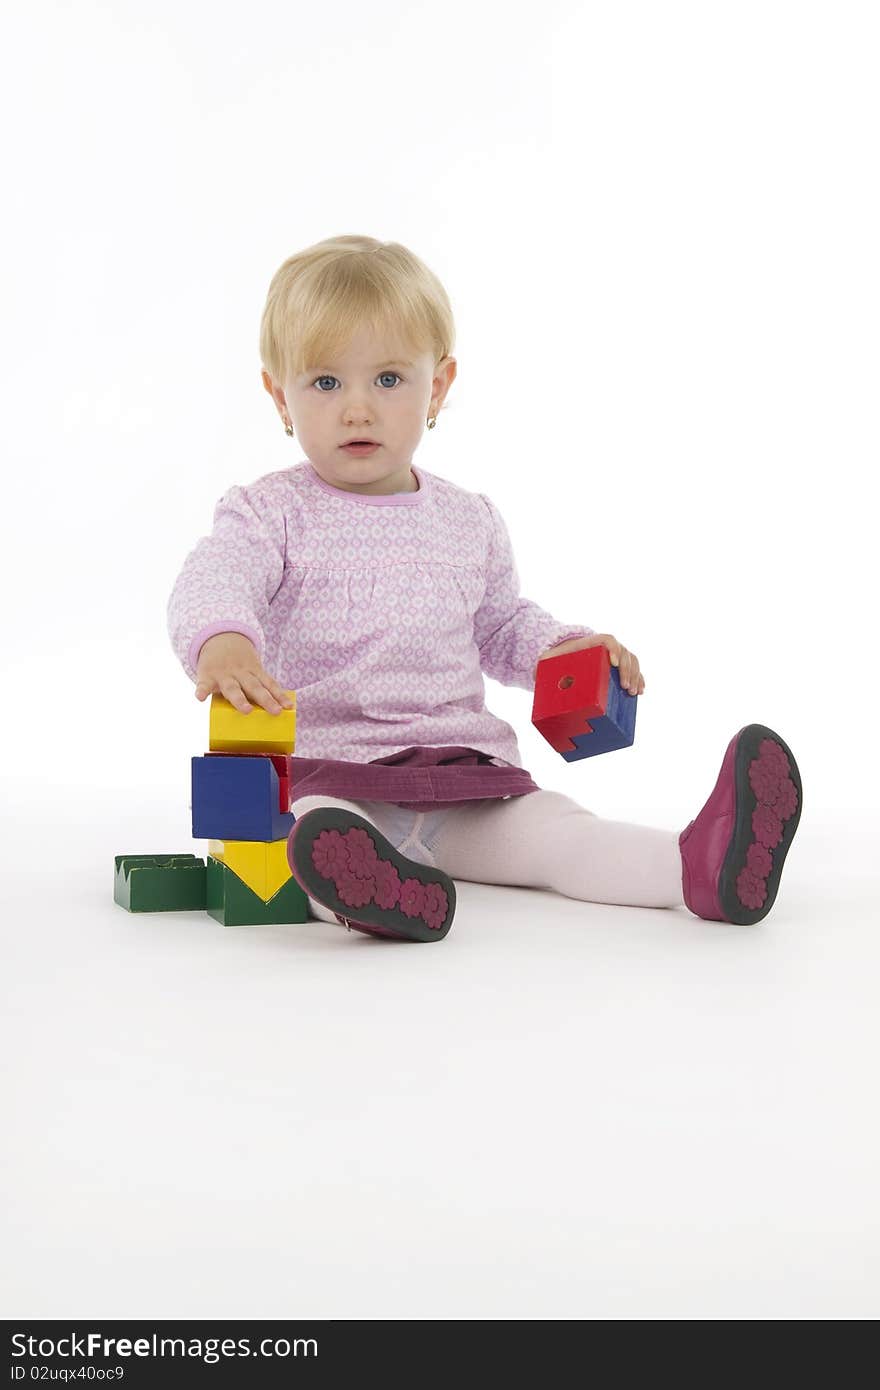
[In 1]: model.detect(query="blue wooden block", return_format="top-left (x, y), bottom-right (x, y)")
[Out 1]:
top-left (191, 755), bottom-right (295, 841)
top-left (561, 664), bottom-right (638, 761)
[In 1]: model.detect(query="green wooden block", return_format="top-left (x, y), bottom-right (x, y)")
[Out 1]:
top-left (114, 854), bottom-right (207, 912)
top-left (206, 855), bottom-right (310, 926)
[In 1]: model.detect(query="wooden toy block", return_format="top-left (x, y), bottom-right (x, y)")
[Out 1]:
top-left (268, 754), bottom-right (292, 809)
top-left (277, 767), bottom-right (290, 812)
top-left (191, 755), bottom-right (295, 841)
top-left (209, 691), bottom-right (296, 755)
top-left (114, 854), bottom-right (207, 912)
top-left (208, 837), bottom-right (292, 902)
top-left (206, 854), bottom-right (309, 926)
top-left (531, 644), bottom-right (637, 760)
top-left (206, 752), bottom-right (291, 812)
top-left (270, 753), bottom-right (291, 810)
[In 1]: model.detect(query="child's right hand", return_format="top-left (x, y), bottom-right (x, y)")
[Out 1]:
top-left (194, 632), bottom-right (294, 715)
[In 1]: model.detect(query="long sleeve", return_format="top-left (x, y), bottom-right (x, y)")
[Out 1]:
top-left (166, 482), bottom-right (287, 683)
top-left (472, 493), bottom-right (595, 690)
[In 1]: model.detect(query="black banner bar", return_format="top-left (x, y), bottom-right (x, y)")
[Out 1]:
top-left (3, 1320), bottom-right (554, 1384)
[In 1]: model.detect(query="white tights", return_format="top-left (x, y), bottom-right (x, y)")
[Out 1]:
top-left (291, 791), bottom-right (686, 923)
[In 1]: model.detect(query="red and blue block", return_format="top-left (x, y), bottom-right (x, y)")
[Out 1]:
top-left (531, 644), bottom-right (637, 760)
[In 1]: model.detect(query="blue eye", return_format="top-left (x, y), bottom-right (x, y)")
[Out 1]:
top-left (311, 372), bottom-right (402, 392)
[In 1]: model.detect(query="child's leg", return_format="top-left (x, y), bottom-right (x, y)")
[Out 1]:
top-left (423, 790), bottom-right (685, 909)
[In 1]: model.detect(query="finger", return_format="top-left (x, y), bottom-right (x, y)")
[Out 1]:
top-left (620, 653), bottom-right (637, 695)
top-left (606, 638), bottom-right (621, 666)
top-left (241, 675), bottom-right (286, 715)
top-left (623, 653), bottom-right (638, 694)
top-left (256, 678), bottom-right (293, 714)
top-left (219, 677), bottom-right (253, 714)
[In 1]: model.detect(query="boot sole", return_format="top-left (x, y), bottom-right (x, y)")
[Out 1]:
top-left (287, 807), bottom-right (456, 941)
top-left (717, 723), bottom-right (803, 924)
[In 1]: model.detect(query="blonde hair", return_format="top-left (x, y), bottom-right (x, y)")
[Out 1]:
top-left (259, 234), bottom-right (456, 386)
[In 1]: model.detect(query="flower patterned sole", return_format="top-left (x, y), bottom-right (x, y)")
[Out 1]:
top-left (683, 723), bottom-right (802, 925)
top-left (287, 807), bottom-right (456, 942)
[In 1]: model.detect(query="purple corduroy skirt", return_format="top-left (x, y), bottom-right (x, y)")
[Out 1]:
top-left (289, 744), bottom-right (542, 812)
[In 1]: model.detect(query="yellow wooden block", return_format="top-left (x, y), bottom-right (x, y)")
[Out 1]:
top-left (209, 690), bottom-right (296, 755)
top-left (207, 838), bottom-right (292, 902)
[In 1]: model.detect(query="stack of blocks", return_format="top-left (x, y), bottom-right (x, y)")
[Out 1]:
top-left (114, 692), bottom-right (309, 926)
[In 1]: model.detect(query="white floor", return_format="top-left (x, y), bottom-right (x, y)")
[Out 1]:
top-left (3, 794), bottom-right (878, 1321)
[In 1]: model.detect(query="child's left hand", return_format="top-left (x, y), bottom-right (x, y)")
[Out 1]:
top-left (538, 632), bottom-right (646, 695)
top-left (595, 634), bottom-right (645, 696)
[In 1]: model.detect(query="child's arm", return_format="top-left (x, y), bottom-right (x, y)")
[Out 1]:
top-left (473, 493), bottom-right (594, 691)
top-left (167, 481), bottom-right (287, 690)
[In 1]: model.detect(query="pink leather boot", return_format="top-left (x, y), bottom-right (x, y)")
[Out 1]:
top-left (679, 723), bottom-right (802, 925)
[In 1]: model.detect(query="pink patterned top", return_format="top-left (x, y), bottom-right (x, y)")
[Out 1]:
top-left (166, 459), bottom-right (593, 805)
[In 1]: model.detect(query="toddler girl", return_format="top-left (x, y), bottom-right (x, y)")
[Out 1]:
top-left (167, 235), bottom-right (802, 941)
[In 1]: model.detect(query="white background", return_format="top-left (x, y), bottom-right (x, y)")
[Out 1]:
top-left (2, 0), bottom-right (878, 1320)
